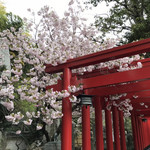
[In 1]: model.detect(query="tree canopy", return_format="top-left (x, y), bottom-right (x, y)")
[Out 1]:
top-left (0, 1), bottom-right (7, 32)
top-left (88, 0), bottom-right (150, 43)
top-left (0, 1), bottom-right (23, 32)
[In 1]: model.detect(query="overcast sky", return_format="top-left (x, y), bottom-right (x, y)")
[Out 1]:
top-left (4, 0), bottom-right (70, 17)
top-left (3, 0), bottom-right (110, 24)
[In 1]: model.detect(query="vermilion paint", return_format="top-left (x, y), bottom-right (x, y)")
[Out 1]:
top-left (61, 68), bottom-right (72, 150)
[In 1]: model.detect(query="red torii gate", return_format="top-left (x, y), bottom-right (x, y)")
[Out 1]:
top-left (45, 38), bottom-right (150, 150)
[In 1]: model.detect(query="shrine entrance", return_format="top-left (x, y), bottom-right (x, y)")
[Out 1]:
top-left (46, 38), bottom-right (150, 150)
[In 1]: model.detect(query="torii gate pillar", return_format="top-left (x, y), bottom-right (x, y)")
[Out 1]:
top-left (112, 107), bottom-right (121, 150)
top-left (105, 106), bottom-right (113, 150)
top-left (82, 90), bottom-right (91, 150)
top-left (61, 68), bottom-right (72, 150)
top-left (95, 96), bottom-right (104, 150)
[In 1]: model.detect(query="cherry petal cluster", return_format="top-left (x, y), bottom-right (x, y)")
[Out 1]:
top-left (72, 54), bottom-right (143, 75)
top-left (140, 102), bottom-right (148, 109)
top-left (1, 100), bottom-right (14, 111)
top-left (105, 94), bottom-right (133, 117)
top-left (36, 124), bottom-right (43, 130)
top-left (5, 112), bottom-right (24, 124)
top-left (16, 130), bottom-right (21, 134)
top-left (68, 84), bottom-right (83, 93)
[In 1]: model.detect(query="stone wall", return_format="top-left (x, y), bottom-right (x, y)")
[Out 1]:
top-left (6, 137), bottom-right (26, 150)
top-left (0, 132), bottom-right (26, 150)
top-left (43, 141), bottom-right (61, 150)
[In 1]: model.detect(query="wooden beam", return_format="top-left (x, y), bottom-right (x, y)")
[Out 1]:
top-left (134, 109), bottom-right (150, 116)
top-left (83, 66), bottom-right (150, 89)
top-left (45, 38), bottom-right (150, 74)
top-left (131, 98), bottom-right (150, 103)
top-left (87, 79), bottom-right (150, 96)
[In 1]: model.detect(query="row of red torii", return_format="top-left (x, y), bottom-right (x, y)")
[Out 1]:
top-left (45, 38), bottom-right (150, 150)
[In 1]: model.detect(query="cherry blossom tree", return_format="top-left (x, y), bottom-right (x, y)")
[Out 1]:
top-left (0, 0), bottom-right (143, 142)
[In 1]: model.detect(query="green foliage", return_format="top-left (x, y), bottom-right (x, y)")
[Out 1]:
top-left (0, 2), bottom-right (7, 32)
top-left (124, 117), bottom-right (134, 150)
top-left (14, 100), bottom-right (36, 115)
top-left (6, 12), bottom-right (24, 31)
top-left (124, 19), bottom-right (150, 43)
top-left (0, 1), bottom-right (23, 32)
top-left (89, 0), bottom-right (150, 43)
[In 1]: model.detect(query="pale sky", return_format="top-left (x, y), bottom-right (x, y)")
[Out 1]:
top-left (4, 0), bottom-right (70, 18)
top-left (3, 0), bottom-right (110, 24)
